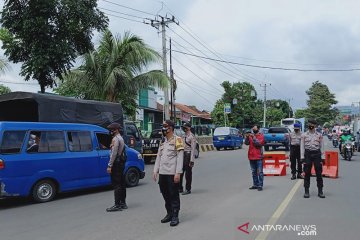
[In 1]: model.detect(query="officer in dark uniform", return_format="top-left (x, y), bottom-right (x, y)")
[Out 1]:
top-left (179, 122), bottom-right (196, 195)
top-left (153, 120), bottom-right (184, 227)
top-left (301, 119), bottom-right (325, 198)
top-left (106, 122), bottom-right (127, 212)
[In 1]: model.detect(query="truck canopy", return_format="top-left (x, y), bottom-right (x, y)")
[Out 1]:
top-left (0, 92), bottom-right (123, 128)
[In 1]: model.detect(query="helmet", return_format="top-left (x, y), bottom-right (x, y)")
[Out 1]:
top-left (293, 123), bottom-right (301, 129)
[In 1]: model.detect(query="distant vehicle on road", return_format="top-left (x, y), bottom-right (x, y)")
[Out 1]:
top-left (0, 122), bottom-right (145, 203)
top-left (280, 118), bottom-right (301, 132)
top-left (264, 127), bottom-right (290, 151)
top-left (213, 127), bottom-right (243, 151)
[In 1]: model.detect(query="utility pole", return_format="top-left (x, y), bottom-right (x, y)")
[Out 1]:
top-left (287, 98), bottom-right (293, 118)
top-left (169, 37), bottom-right (175, 121)
top-left (146, 15), bottom-right (178, 120)
top-left (261, 83), bottom-right (271, 128)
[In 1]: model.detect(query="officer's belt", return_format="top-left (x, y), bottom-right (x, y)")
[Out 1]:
top-left (305, 149), bottom-right (320, 153)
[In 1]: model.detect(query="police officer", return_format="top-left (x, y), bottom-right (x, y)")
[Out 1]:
top-left (106, 122), bottom-right (128, 212)
top-left (179, 122), bottom-right (196, 195)
top-left (153, 120), bottom-right (184, 227)
top-left (301, 119), bottom-right (325, 198)
top-left (289, 123), bottom-right (303, 180)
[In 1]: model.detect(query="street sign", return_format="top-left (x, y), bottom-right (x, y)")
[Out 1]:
top-left (224, 103), bottom-right (231, 114)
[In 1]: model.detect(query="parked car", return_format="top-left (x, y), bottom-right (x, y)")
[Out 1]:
top-left (0, 122), bottom-right (145, 203)
top-left (142, 127), bottom-right (200, 163)
top-left (123, 120), bottom-right (143, 153)
top-left (264, 127), bottom-right (290, 151)
top-left (213, 127), bottom-right (243, 151)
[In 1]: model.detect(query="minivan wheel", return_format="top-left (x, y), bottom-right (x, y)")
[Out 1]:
top-left (32, 180), bottom-right (56, 203)
top-left (125, 168), bottom-right (140, 187)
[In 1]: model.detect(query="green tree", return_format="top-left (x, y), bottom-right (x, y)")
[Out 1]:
top-left (0, 84), bottom-right (11, 95)
top-left (212, 81), bottom-right (262, 127)
top-left (266, 99), bottom-right (288, 126)
top-left (55, 30), bottom-right (168, 116)
top-left (294, 109), bottom-right (307, 119)
top-left (304, 81), bottom-right (338, 125)
top-left (0, 0), bottom-right (108, 93)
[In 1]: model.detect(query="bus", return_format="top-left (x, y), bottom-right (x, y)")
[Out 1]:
top-left (280, 118), bottom-right (302, 132)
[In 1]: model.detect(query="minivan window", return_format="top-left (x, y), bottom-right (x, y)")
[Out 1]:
top-left (268, 128), bottom-right (288, 134)
top-left (67, 131), bottom-right (92, 152)
top-left (96, 133), bottom-right (112, 150)
top-left (0, 131), bottom-right (26, 154)
top-left (214, 127), bottom-right (230, 136)
top-left (126, 124), bottom-right (140, 140)
top-left (31, 131), bottom-right (66, 153)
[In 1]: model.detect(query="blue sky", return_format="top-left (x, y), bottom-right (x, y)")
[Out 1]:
top-left (1, 0), bottom-right (360, 111)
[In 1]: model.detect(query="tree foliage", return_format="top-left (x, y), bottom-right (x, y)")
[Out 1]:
top-left (303, 81), bottom-right (338, 125)
top-left (0, 84), bottom-right (11, 95)
top-left (0, 0), bottom-right (108, 93)
top-left (55, 30), bottom-right (169, 117)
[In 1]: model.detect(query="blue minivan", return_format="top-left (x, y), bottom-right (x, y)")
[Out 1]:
top-left (213, 127), bottom-right (243, 150)
top-left (0, 122), bottom-right (145, 203)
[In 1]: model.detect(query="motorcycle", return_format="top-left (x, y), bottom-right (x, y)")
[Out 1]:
top-left (332, 138), bottom-right (338, 148)
top-left (341, 140), bottom-right (353, 161)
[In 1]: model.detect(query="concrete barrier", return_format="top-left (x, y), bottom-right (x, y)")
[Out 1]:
top-left (200, 144), bottom-right (215, 152)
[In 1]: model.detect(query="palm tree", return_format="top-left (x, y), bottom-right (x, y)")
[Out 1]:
top-left (59, 30), bottom-right (168, 105)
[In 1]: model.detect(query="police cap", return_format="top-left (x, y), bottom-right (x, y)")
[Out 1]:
top-left (107, 122), bottom-right (122, 130)
top-left (163, 120), bottom-right (175, 129)
top-left (307, 119), bottom-right (317, 125)
top-left (294, 123), bottom-right (301, 129)
top-left (182, 122), bottom-right (192, 128)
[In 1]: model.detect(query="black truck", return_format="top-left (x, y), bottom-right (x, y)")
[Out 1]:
top-left (142, 127), bottom-right (200, 164)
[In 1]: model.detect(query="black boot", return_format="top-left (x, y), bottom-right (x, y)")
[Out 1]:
top-left (291, 174), bottom-right (296, 180)
top-left (106, 205), bottom-right (122, 212)
top-left (119, 202), bottom-right (128, 209)
top-left (170, 210), bottom-right (179, 227)
top-left (304, 188), bottom-right (310, 198)
top-left (161, 213), bottom-right (172, 223)
top-left (297, 173), bottom-right (304, 179)
top-left (318, 188), bottom-right (325, 198)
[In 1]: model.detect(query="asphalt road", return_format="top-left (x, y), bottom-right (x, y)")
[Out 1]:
top-left (0, 140), bottom-right (358, 240)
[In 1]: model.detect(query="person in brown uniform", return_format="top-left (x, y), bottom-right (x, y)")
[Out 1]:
top-left (153, 120), bottom-right (184, 227)
top-left (106, 122), bottom-right (127, 212)
top-left (179, 122), bottom-right (196, 195)
top-left (289, 123), bottom-right (303, 180)
top-left (301, 119), bottom-right (325, 199)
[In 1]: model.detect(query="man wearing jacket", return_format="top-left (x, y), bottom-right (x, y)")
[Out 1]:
top-left (245, 125), bottom-right (265, 191)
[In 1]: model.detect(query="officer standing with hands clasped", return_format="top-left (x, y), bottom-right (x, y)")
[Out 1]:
top-left (153, 120), bottom-right (184, 227)
top-left (179, 122), bottom-right (196, 195)
top-left (106, 122), bottom-right (128, 212)
top-left (301, 119), bottom-right (325, 198)
top-left (289, 123), bottom-right (303, 180)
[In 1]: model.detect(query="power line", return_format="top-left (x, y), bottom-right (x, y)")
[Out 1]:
top-left (172, 50), bottom-right (360, 72)
top-left (99, 7), bottom-right (146, 19)
top-left (0, 80), bottom-right (38, 85)
top-left (172, 56), bottom-right (223, 92)
top-left (103, 12), bottom-right (146, 24)
top-left (101, 0), bottom-right (155, 16)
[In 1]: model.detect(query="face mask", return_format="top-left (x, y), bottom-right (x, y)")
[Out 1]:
top-left (308, 126), bottom-right (315, 130)
top-left (295, 129), bottom-right (300, 133)
top-left (253, 130), bottom-right (259, 134)
top-left (162, 127), bottom-right (169, 136)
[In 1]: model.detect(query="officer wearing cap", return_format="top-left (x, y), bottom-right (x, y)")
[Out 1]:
top-left (301, 119), bottom-right (325, 198)
top-left (179, 122), bottom-right (196, 195)
top-left (153, 120), bottom-right (184, 227)
top-left (106, 122), bottom-right (128, 212)
top-left (289, 123), bottom-right (303, 180)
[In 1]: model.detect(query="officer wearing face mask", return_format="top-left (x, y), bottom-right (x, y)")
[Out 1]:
top-left (179, 122), bottom-right (196, 195)
top-left (153, 120), bottom-right (184, 227)
top-left (301, 119), bottom-right (325, 199)
top-left (289, 123), bottom-right (303, 180)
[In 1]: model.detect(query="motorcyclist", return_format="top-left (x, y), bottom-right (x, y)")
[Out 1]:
top-left (339, 129), bottom-right (352, 153)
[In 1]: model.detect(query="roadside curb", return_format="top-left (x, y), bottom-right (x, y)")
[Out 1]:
top-left (200, 144), bottom-right (215, 152)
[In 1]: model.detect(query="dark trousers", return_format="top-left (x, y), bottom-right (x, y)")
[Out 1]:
top-left (159, 174), bottom-right (180, 214)
top-left (290, 145), bottom-right (302, 175)
top-left (180, 151), bottom-right (192, 191)
top-left (303, 150), bottom-right (323, 189)
top-left (111, 161), bottom-right (126, 205)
